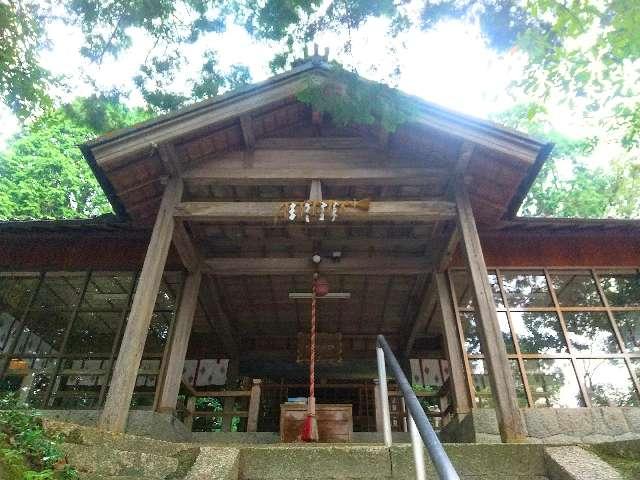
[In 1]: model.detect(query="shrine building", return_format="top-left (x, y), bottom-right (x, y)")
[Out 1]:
top-left (1, 55), bottom-right (639, 445)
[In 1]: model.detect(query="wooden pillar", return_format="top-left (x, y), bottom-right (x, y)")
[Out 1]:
top-left (435, 272), bottom-right (472, 414)
top-left (98, 178), bottom-right (183, 433)
top-left (222, 397), bottom-right (235, 432)
top-left (455, 182), bottom-right (527, 442)
top-left (247, 379), bottom-right (262, 432)
top-left (156, 269), bottom-right (202, 413)
top-left (184, 395), bottom-right (196, 431)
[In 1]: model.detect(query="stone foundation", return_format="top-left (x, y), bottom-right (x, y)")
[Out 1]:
top-left (441, 407), bottom-right (640, 444)
top-left (38, 409), bottom-right (192, 442)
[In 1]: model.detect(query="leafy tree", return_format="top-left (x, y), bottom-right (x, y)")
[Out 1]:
top-left (492, 104), bottom-right (640, 219)
top-left (419, 1), bottom-right (640, 149)
top-left (0, 96), bottom-right (149, 220)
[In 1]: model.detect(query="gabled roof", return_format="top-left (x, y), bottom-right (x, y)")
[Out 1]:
top-left (81, 55), bottom-right (553, 224)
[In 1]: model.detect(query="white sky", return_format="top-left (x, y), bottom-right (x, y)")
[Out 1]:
top-left (0, 7), bottom-right (621, 171)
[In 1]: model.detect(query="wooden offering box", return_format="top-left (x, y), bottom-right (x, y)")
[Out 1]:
top-left (280, 403), bottom-right (353, 442)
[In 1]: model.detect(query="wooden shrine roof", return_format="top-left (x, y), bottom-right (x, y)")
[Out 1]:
top-left (81, 57), bottom-right (552, 226)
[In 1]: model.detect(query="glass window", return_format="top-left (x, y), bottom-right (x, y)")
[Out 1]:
top-left (451, 271), bottom-right (474, 309)
top-left (615, 312), bottom-right (640, 352)
top-left (19, 274), bottom-right (86, 354)
top-left (66, 272), bottom-right (134, 355)
top-left (524, 359), bottom-right (584, 408)
top-left (67, 312), bottom-right (122, 355)
top-left (144, 312), bottom-right (172, 354)
top-left (497, 312), bottom-right (515, 354)
top-left (511, 360), bottom-right (528, 407)
top-left (469, 359), bottom-right (493, 408)
top-left (460, 312), bottom-right (482, 354)
top-left (564, 312), bottom-right (620, 354)
top-left (0, 276), bottom-right (39, 353)
top-left (550, 272), bottom-right (603, 306)
top-left (502, 271), bottom-right (553, 308)
top-left (575, 358), bottom-right (638, 407)
top-left (81, 272), bottom-right (135, 313)
top-left (450, 270), bottom-right (503, 309)
top-left (599, 273), bottom-right (640, 307)
top-left (510, 312), bottom-right (568, 353)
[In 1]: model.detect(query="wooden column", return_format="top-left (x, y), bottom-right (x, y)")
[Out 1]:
top-left (435, 272), bottom-right (472, 414)
top-left (247, 379), bottom-right (262, 432)
top-left (98, 178), bottom-right (183, 432)
top-left (455, 182), bottom-right (526, 442)
top-left (155, 269), bottom-right (202, 413)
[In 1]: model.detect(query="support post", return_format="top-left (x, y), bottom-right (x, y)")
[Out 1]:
top-left (184, 395), bottom-right (196, 431)
top-left (222, 397), bottom-right (235, 432)
top-left (376, 347), bottom-right (393, 447)
top-left (156, 269), bottom-right (202, 413)
top-left (247, 379), bottom-right (262, 432)
top-left (98, 178), bottom-right (183, 432)
top-left (435, 273), bottom-right (472, 414)
top-left (408, 411), bottom-right (427, 480)
top-left (455, 182), bottom-right (526, 442)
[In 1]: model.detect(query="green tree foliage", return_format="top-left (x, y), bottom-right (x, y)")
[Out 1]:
top-left (0, 393), bottom-right (78, 480)
top-left (0, 96), bottom-right (149, 220)
top-left (492, 105), bottom-right (640, 218)
top-left (0, 1), bottom-right (53, 119)
top-left (419, 0), bottom-right (640, 149)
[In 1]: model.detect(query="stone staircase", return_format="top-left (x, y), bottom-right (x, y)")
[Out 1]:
top-left (43, 420), bottom-right (622, 480)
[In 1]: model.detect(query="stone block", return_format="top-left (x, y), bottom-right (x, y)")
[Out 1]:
top-left (541, 434), bottom-right (579, 445)
top-left (184, 447), bottom-right (239, 480)
top-left (240, 445), bottom-right (393, 480)
top-left (544, 445), bottom-right (623, 480)
top-left (472, 409), bottom-right (500, 435)
top-left (556, 409), bottom-right (594, 437)
top-left (621, 407), bottom-right (640, 432)
top-left (523, 408), bottom-right (561, 438)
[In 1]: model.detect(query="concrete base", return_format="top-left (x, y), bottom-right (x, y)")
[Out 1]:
top-left (441, 407), bottom-right (640, 444)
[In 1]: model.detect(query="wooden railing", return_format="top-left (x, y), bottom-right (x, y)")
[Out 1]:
top-left (180, 379), bottom-right (261, 432)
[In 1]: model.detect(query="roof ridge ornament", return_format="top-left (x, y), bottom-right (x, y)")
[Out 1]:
top-left (292, 43), bottom-right (330, 68)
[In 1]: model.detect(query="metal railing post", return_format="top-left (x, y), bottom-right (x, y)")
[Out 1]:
top-left (408, 410), bottom-right (427, 480)
top-left (377, 335), bottom-right (460, 480)
top-left (376, 346), bottom-right (393, 447)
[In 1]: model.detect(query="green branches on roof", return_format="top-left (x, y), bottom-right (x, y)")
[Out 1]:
top-left (295, 66), bottom-right (416, 133)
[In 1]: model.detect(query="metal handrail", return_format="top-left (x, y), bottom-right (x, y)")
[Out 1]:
top-left (376, 335), bottom-right (460, 480)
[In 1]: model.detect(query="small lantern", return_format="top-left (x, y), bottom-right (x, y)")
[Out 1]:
top-left (315, 278), bottom-right (330, 297)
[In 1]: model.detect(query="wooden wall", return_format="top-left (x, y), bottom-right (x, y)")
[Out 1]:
top-left (0, 229), bottom-right (638, 272)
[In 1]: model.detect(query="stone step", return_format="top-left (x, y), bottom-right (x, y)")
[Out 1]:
top-left (62, 443), bottom-right (180, 479)
top-left (238, 443), bottom-right (551, 480)
top-left (45, 419), bottom-right (194, 457)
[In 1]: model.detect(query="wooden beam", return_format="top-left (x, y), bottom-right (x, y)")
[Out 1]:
top-left (404, 274), bottom-right (438, 357)
top-left (98, 177), bottom-right (183, 433)
top-left (199, 276), bottom-right (238, 356)
top-left (455, 181), bottom-right (527, 442)
top-left (172, 220), bottom-right (202, 272)
top-left (175, 200), bottom-right (456, 223)
top-left (437, 226), bottom-right (460, 272)
top-left (155, 142), bottom-right (182, 177)
top-left (156, 269), bottom-right (202, 413)
top-left (435, 272), bottom-right (472, 414)
top-left (205, 257), bottom-right (432, 276)
top-left (239, 114), bottom-right (256, 150)
top-left (183, 165), bottom-right (448, 187)
top-left (246, 379), bottom-right (262, 433)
